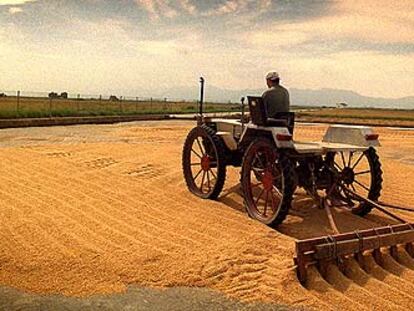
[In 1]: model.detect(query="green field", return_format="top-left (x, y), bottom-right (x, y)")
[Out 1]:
top-left (296, 107), bottom-right (414, 127)
top-left (0, 96), bottom-right (240, 118)
top-left (1, 96), bottom-right (413, 127)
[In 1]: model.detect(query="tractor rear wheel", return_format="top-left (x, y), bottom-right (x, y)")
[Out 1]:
top-left (326, 147), bottom-right (383, 216)
top-left (182, 125), bottom-right (226, 199)
top-left (241, 138), bottom-right (295, 228)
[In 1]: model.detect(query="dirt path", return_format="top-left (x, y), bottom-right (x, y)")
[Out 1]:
top-left (0, 121), bottom-right (413, 310)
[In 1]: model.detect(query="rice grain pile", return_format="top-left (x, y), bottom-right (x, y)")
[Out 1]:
top-left (0, 121), bottom-right (413, 310)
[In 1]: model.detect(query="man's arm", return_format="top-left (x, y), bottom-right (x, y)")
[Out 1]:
top-left (262, 90), bottom-right (272, 116)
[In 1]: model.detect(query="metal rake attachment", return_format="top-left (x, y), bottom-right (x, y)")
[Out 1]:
top-left (295, 223), bottom-right (414, 284)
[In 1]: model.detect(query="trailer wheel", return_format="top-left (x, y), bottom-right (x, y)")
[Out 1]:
top-left (241, 138), bottom-right (295, 228)
top-left (326, 147), bottom-right (383, 216)
top-left (182, 125), bottom-right (226, 199)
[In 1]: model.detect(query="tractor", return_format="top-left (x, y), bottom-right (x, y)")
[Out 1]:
top-left (182, 77), bottom-right (414, 284)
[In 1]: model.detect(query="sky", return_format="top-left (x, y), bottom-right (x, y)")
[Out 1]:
top-left (0, 0), bottom-right (413, 98)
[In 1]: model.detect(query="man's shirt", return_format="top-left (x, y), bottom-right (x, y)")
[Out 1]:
top-left (262, 85), bottom-right (290, 117)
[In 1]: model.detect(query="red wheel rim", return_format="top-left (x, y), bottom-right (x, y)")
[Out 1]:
top-left (246, 144), bottom-right (284, 222)
top-left (189, 135), bottom-right (218, 195)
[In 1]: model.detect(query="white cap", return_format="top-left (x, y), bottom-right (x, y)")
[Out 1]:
top-left (266, 71), bottom-right (280, 81)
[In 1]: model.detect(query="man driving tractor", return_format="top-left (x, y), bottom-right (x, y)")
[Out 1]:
top-left (262, 71), bottom-right (290, 117)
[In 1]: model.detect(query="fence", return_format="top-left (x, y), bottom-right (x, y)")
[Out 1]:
top-left (0, 90), bottom-right (240, 118)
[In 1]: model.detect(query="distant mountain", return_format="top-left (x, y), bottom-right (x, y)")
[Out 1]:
top-left (127, 85), bottom-right (414, 110)
top-left (289, 88), bottom-right (414, 109)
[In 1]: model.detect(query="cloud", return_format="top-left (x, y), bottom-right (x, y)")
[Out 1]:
top-left (204, 0), bottom-right (271, 16)
top-left (268, 0), bottom-right (414, 45)
top-left (134, 0), bottom-right (178, 19)
top-left (178, 0), bottom-right (196, 15)
top-left (0, 0), bottom-right (413, 98)
top-left (133, 0), bottom-right (271, 19)
top-left (8, 6), bottom-right (22, 13)
top-left (0, 0), bottom-right (35, 5)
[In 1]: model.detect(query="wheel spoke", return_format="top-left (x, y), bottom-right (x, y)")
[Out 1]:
top-left (341, 152), bottom-right (347, 167)
top-left (191, 148), bottom-right (202, 159)
top-left (352, 153), bottom-right (365, 170)
top-left (354, 169), bottom-right (371, 176)
top-left (333, 161), bottom-right (342, 171)
top-left (191, 162), bottom-right (201, 166)
top-left (193, 169), bottom-right (203, 181)
top-left (270, 192), bottom-right (276, 212)
top-left (255, 188), bottom-right (265, 206)
top-left (263, 191), bottom-right (269, 216)
top-left (350, 183), bottom-right (356, 192)
top-left (209, 168), bottom-right (217, 180)
top-left (342, 187), bottom-right (357, 205)
top-left (348, 151), bottom-right (354, 167)
top-left (196, 137), bottom-right (205, 155)
top-left (200, 171), bottom-right (206, 192)
top-left (354, 179), bottom-right (370, 192)
top-left (251, 182), bottom-right (263, 188)
top-left (327, 164), bottom-right (340, 176)
top-left (207, 170), bottom-right (211, 191)
top-left (255, 153), bottom-right (265, 169)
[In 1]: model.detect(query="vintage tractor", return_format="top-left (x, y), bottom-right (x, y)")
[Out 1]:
top-left (182, 78), bottom-right (414, 284)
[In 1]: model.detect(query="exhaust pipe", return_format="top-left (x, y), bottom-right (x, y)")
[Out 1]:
top-left (198, 77), bottom-right (205, 125)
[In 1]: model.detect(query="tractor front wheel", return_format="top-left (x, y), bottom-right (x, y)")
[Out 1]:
top-left (182, 125), bottom-right (226, 199)
top-left (241, 138), bottom-right (295, 228)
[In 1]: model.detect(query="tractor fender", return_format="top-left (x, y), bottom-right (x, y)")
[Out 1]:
top-left (323, 125), bottom-right (380, 147)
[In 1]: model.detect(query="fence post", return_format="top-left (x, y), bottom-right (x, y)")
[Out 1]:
top-left (77, 94), bottom-right (80, 113)
top-left (150, 97), bottom-right (153, 112)
top-left (135, 97), bottom-right (138, 112)
top-left (49, 96), bottom-right (52, 117)
top-left (16, 90), bottom-right (20, 116)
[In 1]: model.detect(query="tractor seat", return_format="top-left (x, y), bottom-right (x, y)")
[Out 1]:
top-left (247, 96), bottom-right (295, 134)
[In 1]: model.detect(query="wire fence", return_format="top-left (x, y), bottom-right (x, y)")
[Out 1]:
top-left (0, 90), bottom-right (241, 118)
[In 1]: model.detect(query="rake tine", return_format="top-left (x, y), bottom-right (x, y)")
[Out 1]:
top-left (318, 235), bottom-right (338, 279)
top-left (354, 230), bottom-right (366, 271)
top-left (390, 245), bottom-right (399, 260)
top-left (372, 249), bottom-right (384, 267)
top-left (337, 256), bottom-right (346, 275)
top-left (354, 252), bottom-right (366, 271)
top-left (372, 227), bottom-right (384, 266)
top-left (295, 223), bottom-right (414, 285)
top-left (406, 243), bottom-right (414, 258)
top-left (387, 225), bottom-right (399, 260)
top-left (317, 259), bottom-right (329, 280)
top-left (294, 256), bottom-right (308, 286)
